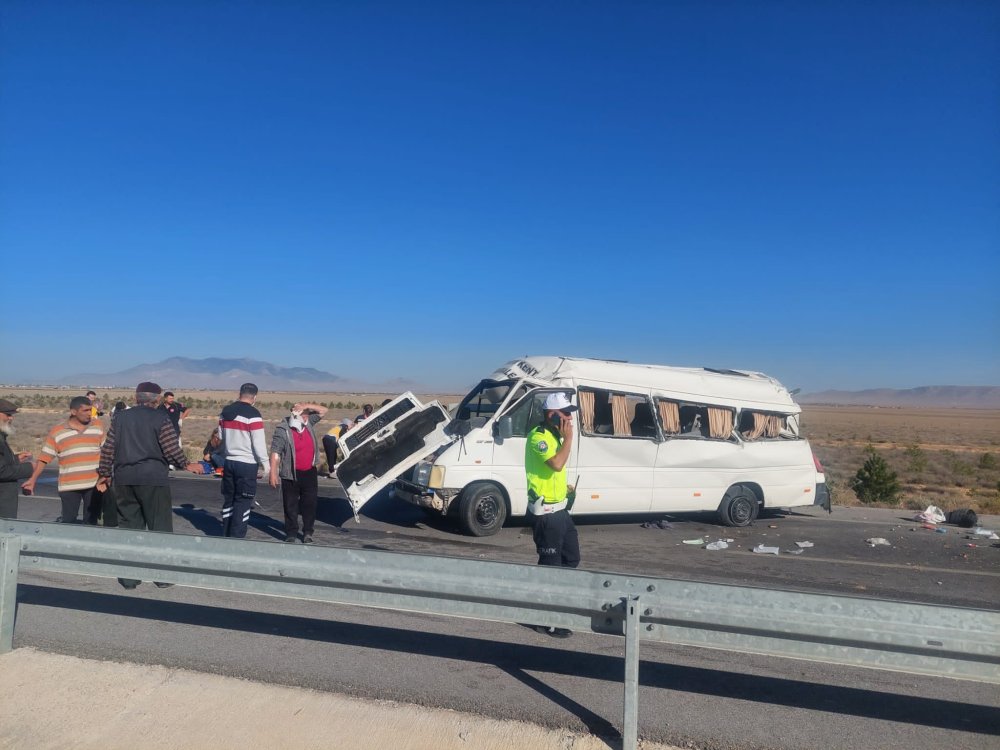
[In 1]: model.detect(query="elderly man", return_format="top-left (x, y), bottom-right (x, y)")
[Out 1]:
top-left (0, 398), bottom-right (33, 519)
top-left (96, 382), bottom-right (200, 589)
top-left (22, 396), bottom-right (105, 524)
top-left (269, 402), bottom-right (327, 543)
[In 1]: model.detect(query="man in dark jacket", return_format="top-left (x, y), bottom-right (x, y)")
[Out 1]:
top-left (96, 382), bottom-right (200, 589)
top-left (0, 399), bottom-right (33, 519)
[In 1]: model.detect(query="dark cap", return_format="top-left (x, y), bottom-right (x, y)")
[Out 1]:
top-left (136, 381), bottom-right (163, 394)
top-left (0, 398), bottom-right (19, 415)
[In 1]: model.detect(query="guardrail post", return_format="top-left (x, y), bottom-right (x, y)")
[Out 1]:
top-left (0, 534), bottom-right (19, 654)
top-left (623, 594), bottom-right (640, 750)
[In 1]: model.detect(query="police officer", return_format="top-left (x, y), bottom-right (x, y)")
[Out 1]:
top-left (525, 392), bottom-right (579, 638)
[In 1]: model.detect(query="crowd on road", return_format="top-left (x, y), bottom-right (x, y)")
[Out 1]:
top-left (1, 383), bottom-right (584, 636)
top-left (0, 384), bottom-right (383, 574)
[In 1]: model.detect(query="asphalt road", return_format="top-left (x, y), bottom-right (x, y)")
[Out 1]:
top-left (10, 470), bottom-right (1000, 750)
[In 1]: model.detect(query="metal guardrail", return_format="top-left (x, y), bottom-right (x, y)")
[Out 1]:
top-left (2, 519), bottom-right (999, 750)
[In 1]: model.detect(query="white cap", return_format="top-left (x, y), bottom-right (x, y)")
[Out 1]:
top-left (543, 392), bottom-right (577, 412)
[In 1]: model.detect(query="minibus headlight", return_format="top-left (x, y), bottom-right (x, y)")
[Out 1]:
top-left (429, 465), bottom-right (446, 489)
top-left (413, 462), bottom-right (432, 486)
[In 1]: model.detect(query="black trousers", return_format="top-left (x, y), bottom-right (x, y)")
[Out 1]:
top-left (221, 460), bottom-right (258, 538)
top-left (102, 486), bottom-right (119, 527)
top-left (116, 484), bottom-right (174, 532)
top-left (531, 509), bottom-right (581, 568)
top-left (321, 435), bottom-right (339, 471)
top-left (281, 467), bottom-right (318, 537)
top-left (58, 487), bottom-right (103, 524)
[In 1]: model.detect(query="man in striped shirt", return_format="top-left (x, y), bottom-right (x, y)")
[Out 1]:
top-left (22, 396), bottom-right (105, 524)
top-left (218, 382), bottom-right (270, 538)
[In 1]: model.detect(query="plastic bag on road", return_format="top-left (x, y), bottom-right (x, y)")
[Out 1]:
top-left (752, 544), bottom-right (780, 555)
top-left (914, 505), bottom-right (946, 524)
top-left (705, 540), bottom-right (729, 551)
top-left (866, 537), bottom-right (892, 547)
top-left (972, 527), bottom-right (1000, 540)
top-left (795, 541), bottom-right (814, 548)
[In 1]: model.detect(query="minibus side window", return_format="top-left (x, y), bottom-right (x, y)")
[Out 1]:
top-left (658, 399), bottom-right (736, 441)
top-left (579, 388), bottom-right (657, 439)
top-left (501, 389), bottom-right (569, 438)
top-left (738, 411), bottom-right (797, 440)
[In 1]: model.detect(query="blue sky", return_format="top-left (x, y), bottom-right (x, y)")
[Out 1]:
top-left (1, 1), bottom-right (997, 392)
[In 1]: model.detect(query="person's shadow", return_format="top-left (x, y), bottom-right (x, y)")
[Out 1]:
top-left (173, 503), bottom-right (284, 540)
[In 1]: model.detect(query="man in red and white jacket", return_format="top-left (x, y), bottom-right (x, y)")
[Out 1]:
top-left (218, 383), bottom-right (270, 538)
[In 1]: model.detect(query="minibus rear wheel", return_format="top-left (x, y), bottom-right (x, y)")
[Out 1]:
top-left (458, 482), bottom-right (508, 537)
top-left (718, 484), bottom-right (760, 527)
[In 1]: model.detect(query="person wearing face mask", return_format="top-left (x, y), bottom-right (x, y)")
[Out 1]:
top-left (218, 383), bottom-right (271, 538)
top-left (269, 402), bottom-right (327, 543)
top-left (525, 391), bottom-right (580, 638)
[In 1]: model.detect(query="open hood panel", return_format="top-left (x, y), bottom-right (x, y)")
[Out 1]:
top-left (335, 392), bottom-right (453, 513)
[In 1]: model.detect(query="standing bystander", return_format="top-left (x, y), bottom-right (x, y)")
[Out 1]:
top-left (218, 383), bottom-right (270, 538)
top-left (269, 402), bottom-right (327, 543)
top-left (22, 396), bottom-right (105, 524)
top-left (0, 399), bottom-right (33, 519)
top-left (86, 391), bottom-right (104, 419)
top-left (96, 382), bottom-right (200, 589)
top-left (159, 392), bottom-right (190, 452)
top-left (321, 418), bottom-right (352, 476)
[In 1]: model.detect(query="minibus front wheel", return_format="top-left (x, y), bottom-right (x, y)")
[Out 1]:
top-left (458, 481), bottom-right (509, 537)
top-left (718, 484), bottom-right (760, 527)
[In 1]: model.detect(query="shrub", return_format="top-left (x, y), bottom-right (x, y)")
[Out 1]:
top-left (904, 444), bottom-right (927, 474)
top-left (978, 453), bottom-right (998, 471)
top-left (849, 446), bottom-right (901, 505)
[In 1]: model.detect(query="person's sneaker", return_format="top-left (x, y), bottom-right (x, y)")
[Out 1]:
top-left (214, 468), bottom-right (224, 477)
top-left (153, 582), bottom-right (174, 589)
top-left (168, 464), bottom-right (176, 471)
top-left (302, 535), bottom-right (315, 545)
top-left (284, 535), bottom-right (297, 543)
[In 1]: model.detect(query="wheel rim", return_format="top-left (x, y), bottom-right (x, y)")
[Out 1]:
top-left (731, 497), bottom-right (753, 524)
top-left (476, 494), bottom-right (500, 526)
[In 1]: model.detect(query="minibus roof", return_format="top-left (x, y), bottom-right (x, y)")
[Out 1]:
top-left (492, 356), bottom-right (801, 413)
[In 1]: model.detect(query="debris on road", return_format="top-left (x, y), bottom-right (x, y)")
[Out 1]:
top-left (946, 508), bottom-right (978, 528)
top-left (683, 538), bottom-right (705, 545)
top-left (972, 527), bottom-right (1000, 540)
top-left (915, 505), bottom-right (946, 524)
top-left (641, 519), bottom-right (673, 530)
top-left (753, 544), bottom-right (780, 555)
top-left (705, 540), bottom-right (729, 551)
top-left (795, 541), bottom-right (814, 548)
top-left (785, 549), bottom-right (804, 555)
top-left (865, 537), bottom-right (892, 547)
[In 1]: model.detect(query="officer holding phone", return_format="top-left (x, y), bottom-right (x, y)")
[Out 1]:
top-left (525, 392), bottom-right (580, 637)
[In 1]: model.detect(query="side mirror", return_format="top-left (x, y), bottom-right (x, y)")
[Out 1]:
top-left (497, 417), bottom-right (514, 440)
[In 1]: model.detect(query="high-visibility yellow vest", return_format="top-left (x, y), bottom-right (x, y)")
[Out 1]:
top-left (525, 423), bottom-right (567, 503)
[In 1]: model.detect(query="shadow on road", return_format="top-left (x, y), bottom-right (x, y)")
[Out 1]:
top-left (172, 504), bottom-right (285, 541)
top-left (14, 584), bottom-right (1000, 738)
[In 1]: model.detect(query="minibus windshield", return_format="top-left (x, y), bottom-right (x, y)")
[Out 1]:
top-left (453, 379), bottom-right (517, 428)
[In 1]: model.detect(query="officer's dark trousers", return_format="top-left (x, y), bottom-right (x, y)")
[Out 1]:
top-left (532, 509), bottom-right (581, 568)
top-left (58, 487), bottom-right (102, 524)
top-left (221, 460), bottom-right (258, 538)
top-left (116, 484), bottom-right (173, 587)
top-left (281, 467), bottom-right (318, 538)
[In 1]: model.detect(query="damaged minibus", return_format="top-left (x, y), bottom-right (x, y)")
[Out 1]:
top-left (335, 356), bottom-right (830, 536)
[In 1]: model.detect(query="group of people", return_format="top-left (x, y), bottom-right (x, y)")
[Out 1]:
top-left (1, 385), bottom-right (582, 634)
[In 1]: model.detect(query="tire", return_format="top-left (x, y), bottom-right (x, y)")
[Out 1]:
top-left (717, 484), bottom-right (760, 527)
top-left (458, 482), bottom-right (508, 537)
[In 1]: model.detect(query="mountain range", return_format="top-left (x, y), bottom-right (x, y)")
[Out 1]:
top-left (798, 386), bottom-right (1000, 409)
top-left (57, 357), bottom-right (429, 393)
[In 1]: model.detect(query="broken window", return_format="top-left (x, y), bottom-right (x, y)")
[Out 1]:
top-left (580, 388), bottom-right (657, 439)
top-left (738, 411), bottom-right (795, 440)
top-left (667, 401), bottom-right (737, 441)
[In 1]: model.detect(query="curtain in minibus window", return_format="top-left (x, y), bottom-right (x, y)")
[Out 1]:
top-left (611, 394), bottom-right (630, 436)
top-left (707, 407), bottom-right (734, 439)
top-left (578, 390), bottom-right (595, 434)
top-left (657, 400), bottom-right (680, 434)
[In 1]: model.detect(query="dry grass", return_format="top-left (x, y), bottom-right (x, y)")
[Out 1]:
top-left (802, 406), bottom-right (1000, 514)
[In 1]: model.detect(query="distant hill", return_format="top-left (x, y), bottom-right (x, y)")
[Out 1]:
top-left (57, 357), bottom-right (428, 393)
top-left (798, 386), bottom-right (1000, 409)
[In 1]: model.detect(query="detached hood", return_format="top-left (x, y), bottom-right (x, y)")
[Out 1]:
top-left (335, 393), bottom-right (453, 515)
